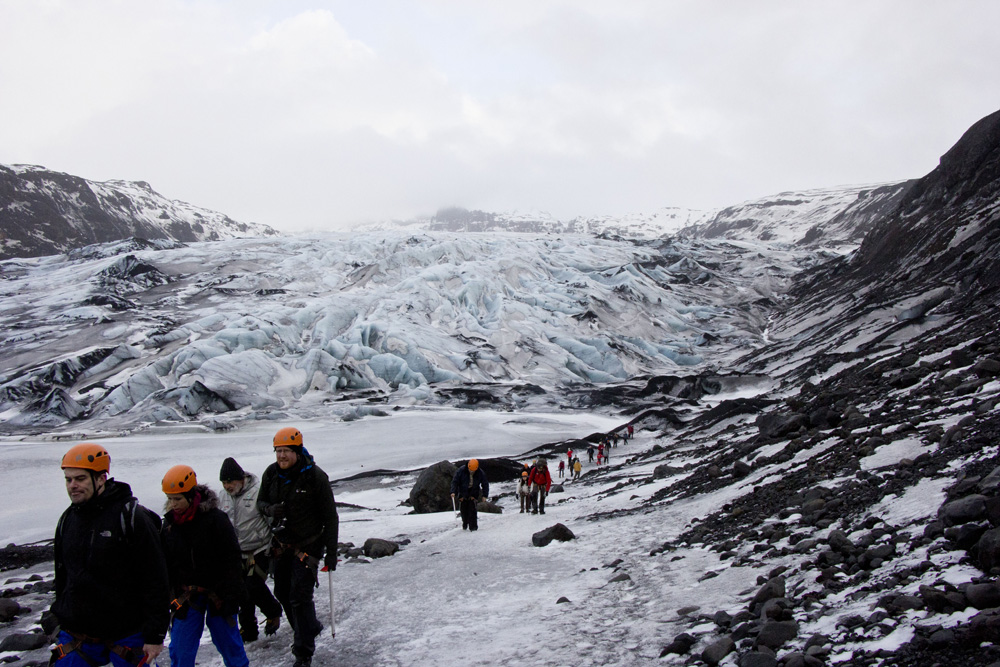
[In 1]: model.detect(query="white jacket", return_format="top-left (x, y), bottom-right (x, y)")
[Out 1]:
top-left (218, 473), bottom-right (271, 554)
top-left (517, 479), bottom-right (530, 496)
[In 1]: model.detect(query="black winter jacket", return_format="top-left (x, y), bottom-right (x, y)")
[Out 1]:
top-left (160, 486), bottom-right (245, 616)
top-left (53, 479), bottom-right (170, 644)
top-left (257, 451), bottom-right (339, 566)
top-left (451, 466), bottom-right (489, 500)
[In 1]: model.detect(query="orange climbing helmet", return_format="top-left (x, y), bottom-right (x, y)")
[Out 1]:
top-left (273, 427), bottom-right (304, 448)
top-left (61, 443), bottom-right (110, 473)
top-left (162, 465), bottom-right (198, 494)
top-left (468, 459), bottom-right (479, 472)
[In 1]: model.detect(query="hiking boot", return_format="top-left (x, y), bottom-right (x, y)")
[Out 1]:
top-left (293, 658), bottom-right (311, 667)
top-left (241, 628), bottom-right (259, 643)
top-left (264, 617), bottom-right (280, 636)
top-left (531, 510), bottom-right (538, 514)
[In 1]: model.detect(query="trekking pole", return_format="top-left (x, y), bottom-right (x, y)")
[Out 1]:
top-left (452, 495), bottom-right (459, 518)
top-left (322, 565), bottom-right (336, 638)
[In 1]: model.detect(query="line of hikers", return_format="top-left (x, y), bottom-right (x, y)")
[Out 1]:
top-left (52, 427), bottom-right (338, 667)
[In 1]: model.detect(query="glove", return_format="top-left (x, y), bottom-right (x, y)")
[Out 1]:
top-left (269, 503), bottom-right (286, 520)
top-left (323, 555), bottom-right (337, 571)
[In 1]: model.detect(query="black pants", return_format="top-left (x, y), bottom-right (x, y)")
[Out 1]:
top-left (531, 489), bottom-right (546, 513)
top-left (459, 497), bottom-right (479, 530)
top-left (273, 548), bottom-right (322, 659)
top-left (239, 552), bottom-right (283, 637)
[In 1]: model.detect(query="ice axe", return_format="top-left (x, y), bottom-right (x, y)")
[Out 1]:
top-left (452, 494), bottom-right (459, 518)
top-left (321, 565), bottom-right (336, 638)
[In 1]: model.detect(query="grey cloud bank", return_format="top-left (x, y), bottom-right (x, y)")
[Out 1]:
top-left (1, 1), bottom-right (998, 232)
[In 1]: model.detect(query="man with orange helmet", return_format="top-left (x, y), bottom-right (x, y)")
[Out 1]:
top-left (450, 459), bottom-right (490, 531)
top-left (257, 427), bottom-right (339, 667)
top-left (52, 443), bottom-right (170, 667)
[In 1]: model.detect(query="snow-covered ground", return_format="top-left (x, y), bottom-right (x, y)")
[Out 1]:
top-left (0, 409), bottom-right (621, 546)
top-left (2, 397), bottom-right (965, 666)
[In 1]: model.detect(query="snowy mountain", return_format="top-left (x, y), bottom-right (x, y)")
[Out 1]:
top-left (365, 182), bottom-right (913, 250)
top-left (0, 164), bottom-right (278, 260)
top-left (1, 109), bottom-right (1000, 667)
top-left (679, 181), bottom-right (914, 249)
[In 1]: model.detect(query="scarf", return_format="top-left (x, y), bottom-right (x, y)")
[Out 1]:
top-left (171, 490), bottom-right (201, 524)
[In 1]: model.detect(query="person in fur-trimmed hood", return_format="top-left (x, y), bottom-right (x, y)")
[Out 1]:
top-left (161, 465), bottom-right (248, 667)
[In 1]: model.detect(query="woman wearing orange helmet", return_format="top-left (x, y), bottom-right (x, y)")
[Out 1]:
top-left (160, 465), bottom-right (249, 667)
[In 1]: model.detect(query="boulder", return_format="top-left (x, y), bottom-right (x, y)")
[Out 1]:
top-left (973, 358), bottom-right (1000, 378)
top-left (363, 538), bottom-right (399, 559)
top-left (0, 598), bottom-right (21, 622)
top-left (733, 460), bottom-right (752, 478)
top-left (751, 576), bottom-right (786, 609)
top-left (756, 412), bottom-right (808, 439)
top-left (532, 523), bottom-right (576, 547)
top-left (940, 494), bottom-right (988, 526)
top-left (965, 582), bottom-right (1000, 610)
top-left (702, 636), bottom-right (735, 666)
top-left (0, 632), bottom-right (48, 652)
top-left (477, 499), bottom-right (503, 514)
top-left (408, 460), bottom-right (458, 513)
top-left (659, 632), bottom-right (696, 657)
top-left (977, 528), bottom-right (1000, 573)
top-left (755, 620), bottom-right (798, 649)
top-left (739, 652), bottom-right (778, 667)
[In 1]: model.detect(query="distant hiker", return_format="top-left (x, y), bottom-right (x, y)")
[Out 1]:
top-left (160, 465), bottom-right (248, 667)
top-left (517, 471), bottom-right (531, 513)
top-left (588, 446), bottom-right (594, 463)
top-left (528, 459), bottom-right (552, 514)
top-left (53, 444), bottom-right (170, 667)
top-left (573, 458), bottom-right (582, 480)
top-left (566, 449), bottom-right (574, 470)
top-left (451, 458), bottom-right (490, 530)
top-left (258, 427), bottom-right (340, 667)
top-left (218, 457), bottom-right (283, 643)
top-left (597, 442), bottom-right (605, 465)
top-left (626, 424), bottom-right (634, 440)
top-left (558, 460), bottom-right (565, 478)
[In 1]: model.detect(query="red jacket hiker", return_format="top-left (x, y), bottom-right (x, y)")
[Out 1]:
top-left (529, 466), bottom-right (552, 493)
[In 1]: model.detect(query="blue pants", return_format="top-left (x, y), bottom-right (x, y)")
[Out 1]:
top-left (54, 631), bottom-right (144, 667)
top-left (169, 599), bottom-right (248, 667)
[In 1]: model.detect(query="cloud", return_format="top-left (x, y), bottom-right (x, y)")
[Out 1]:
top-left (2, 1), bottom-right (999, 231)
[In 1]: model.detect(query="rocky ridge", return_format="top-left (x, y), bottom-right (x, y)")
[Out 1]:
top-left (0, 164), bottom-right (277, 260)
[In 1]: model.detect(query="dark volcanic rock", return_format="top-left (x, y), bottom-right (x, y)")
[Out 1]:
top-left (756, 412), bottom-right (808, 439)
top-left (532, 523), bottom-right (576, 547)
top-left (363, 538), bottom-right (400, 559)
top-left (408, 460), bottom-right (458, 513)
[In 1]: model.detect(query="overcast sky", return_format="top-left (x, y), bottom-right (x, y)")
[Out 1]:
top-left (2, 1), bottom-right (999, 232)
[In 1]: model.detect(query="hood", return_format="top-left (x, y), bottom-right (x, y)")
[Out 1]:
top-left (162, 484), bottom-right (220, 514)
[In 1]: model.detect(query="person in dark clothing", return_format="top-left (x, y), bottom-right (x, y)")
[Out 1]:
top-left (52, 443), bottom-right (170, 667)
top-left (450, 459), bottom-right (490, 531)
top-left (257, 427), bottom-right (339, 667)
top-left (161, 465), bottom-right (248, 667)
top-left (218, 457), bottom-right (283, 643)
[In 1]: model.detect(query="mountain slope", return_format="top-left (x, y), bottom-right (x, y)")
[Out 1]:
top-left (0, 164), bottom-right (278, 260)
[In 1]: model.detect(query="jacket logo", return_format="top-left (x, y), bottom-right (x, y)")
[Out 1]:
top-left (100, 530), bottom-right (113, 538)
